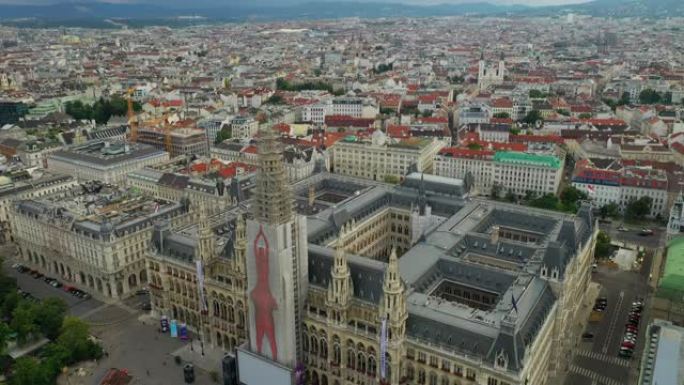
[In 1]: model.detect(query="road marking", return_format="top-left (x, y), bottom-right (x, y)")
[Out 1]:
top-left (569, 364), bottom-right (623, 385)
top-left (602, 290), bottom-right (624, 354)
top-left (575, 349), bottom-right (630, 367)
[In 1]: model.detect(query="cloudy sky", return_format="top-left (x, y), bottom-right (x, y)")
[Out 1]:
top-left (0, 0), bottom-right (592, 5)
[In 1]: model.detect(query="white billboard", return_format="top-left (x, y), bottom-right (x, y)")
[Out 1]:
top-left (237, 348), bottom-right (293, 385)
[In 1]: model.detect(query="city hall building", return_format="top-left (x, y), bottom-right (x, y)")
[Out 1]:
top-left (146, 127), bottom-right (597, 385)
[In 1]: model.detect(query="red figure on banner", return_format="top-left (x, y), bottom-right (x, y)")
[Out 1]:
top-left (250, 225), bottom-right (278, 360)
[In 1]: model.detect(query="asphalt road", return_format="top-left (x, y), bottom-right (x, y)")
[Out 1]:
top-left (565, 265), bottom-right (651, 385)
top-left (598, 221), bottom-right (664, 250)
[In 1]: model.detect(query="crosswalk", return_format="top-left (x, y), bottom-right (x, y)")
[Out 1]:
top-left (569, 364), bottom-right (624, 385)
top-left (575, 349), bottom-right (631, 367)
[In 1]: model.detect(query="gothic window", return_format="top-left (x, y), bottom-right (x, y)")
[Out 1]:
top-left (333, 343), bottom-right (341, 365)
top-left (368, 355), bottom-right (376, 376)
top-left (347, 348), bottom-right (356, 369)
top-left (320, 339), bottom-right (328, 359)
top-left (418, 369), bottom-right (426, 384)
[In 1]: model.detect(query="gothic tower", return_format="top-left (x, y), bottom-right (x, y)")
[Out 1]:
top-left (379, 248), bottom-right (407, 385)
top-left (196, 200), bottom-right (215, 263)
top-left (233, 213), bottom-right (246, 275)
top-left (244, 125), bottom-right (309, 369)
top-left (326, 233), bottom-right (353, 326)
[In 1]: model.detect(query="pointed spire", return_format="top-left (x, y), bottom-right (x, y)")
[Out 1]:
top-left (197, 200), bottom-right (215, 262)
top-left (384, 247), bottom-right (402, 292)
top-left (333, 234), bottom-right (349, 276)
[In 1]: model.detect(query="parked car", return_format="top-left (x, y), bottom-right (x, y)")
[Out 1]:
top-left (141, 303), bottom-right (152, 311)
top-left (582, 332), bottom-right (594, 340)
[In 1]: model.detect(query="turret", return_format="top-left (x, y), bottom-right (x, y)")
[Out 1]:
top-left (326, 234), bottom-right (353, 325)
top-left (233, 213), bottom-right (246, 275)
top-left (196, 200), bottom-right (215, 262)
top-left (380, 248), bottom-right (407, 339)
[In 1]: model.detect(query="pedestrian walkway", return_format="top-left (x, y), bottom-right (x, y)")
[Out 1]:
top-left (575, 349), bottom-right (630, 368)
top-left (569, 364), bottom-right (623, 385)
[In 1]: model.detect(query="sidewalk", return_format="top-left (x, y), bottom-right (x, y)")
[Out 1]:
top-left (548, 281), bottom-right (602, 385)
top-left (171, 338), bottom-right (225, 377)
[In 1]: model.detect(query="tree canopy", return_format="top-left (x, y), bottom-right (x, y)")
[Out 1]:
top-left (64, 97), bottom-right (142, 124)
top-left (521, 110), bottom-right (542, 125)
top-left (626, 196), bottom-right (652, 219)
top-left (595, 231), bottom-right (612, 259)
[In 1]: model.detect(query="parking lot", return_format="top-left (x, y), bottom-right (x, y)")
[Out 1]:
top-left (564, 264), bottom-right (651, 385)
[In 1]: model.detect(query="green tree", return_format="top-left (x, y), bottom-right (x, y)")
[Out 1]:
top-left (491, 183), bottom-right (502, 199)
top-left (265, 94), bottom-right (285, 105)
top-left (578, 113), bottom-right (592, 119)
top-left (529, 89), bottom-right (544, 98)
top-left (493, 112), bottom-right (510, 119)
top-left (530, 194), bottom-right (560, 210)
top-left (467, 142), bottom-right (483, 150)
top-left (625, 196), bottom-right (652, 219)
top-left (11, 302), bottom-right (38, 345)
top-left (639, 89), bottom-right (662, 104)
top-left (521, 110), bottom-right (542, 125)
top-left (595, 230), bottom-right (612, 259)
top-left (560, 186), bottom-right (588, 212)
top-left (0, 322), bottom-right (11, 355)
top-left (599, 202), bottom-right (620, 219)
top-left (383, 175), bottom-right (400, 184)
top-left (214, 127), bottom-right (232, 144)
top-left (34, 298), bottom-right (67, 340)
top-left (10, 357), bottom-right (50, 385)
top-left (618, 92), bottom-right (631, 106)
top-left (556, 109), bottom-right (570, 116)
top-left (505, 189), bottom-right (517, 203)
top-left (58, 317), bottom-right (92, 362)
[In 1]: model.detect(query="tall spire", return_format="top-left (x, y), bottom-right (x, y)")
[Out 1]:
top-left (233, 213), bottom-right (246, 274)
top-left (327, 232), bottom-right (353, 323)
top-left (197, 199), bottom-right (215, 262)
top-left (252, 125), bottom-right (293, 225)
top-left (384, 247), bottom-right (402, 294)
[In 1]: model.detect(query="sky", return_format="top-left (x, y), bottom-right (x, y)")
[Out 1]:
top-left (0, 0), bottom-right (592, 5)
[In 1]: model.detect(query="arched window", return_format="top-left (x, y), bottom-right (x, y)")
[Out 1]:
top-left (333, 344), bottom-right (340, 365)
top-left (418, 368), bottom-right (426, 384)
top-left (429, 372), bottom-right (438, 385)
top-left (347, 348), bottom-right (356, 369)
top-left (368, 355), bottom-right (376, 376)
top-left (310, 336), bottom-right (318, 355)
top-left (357, 352), bottom-right (366, 372)
top-left (320, 339), bottom-right (328, 359)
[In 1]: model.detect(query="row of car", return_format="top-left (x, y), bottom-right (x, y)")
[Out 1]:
top-left (13, 263), bottom-right (91, 300)
top-left (619, 300), bottom-right (644, 358)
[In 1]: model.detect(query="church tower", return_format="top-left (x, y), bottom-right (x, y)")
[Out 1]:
top-left (243, 125), bottom-right (309, 369)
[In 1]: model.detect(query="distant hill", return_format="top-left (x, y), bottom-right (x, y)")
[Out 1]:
top-left (0, 0), bottom-right (680, 27)
top-left (563, 0), bottom-right (684, 18)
